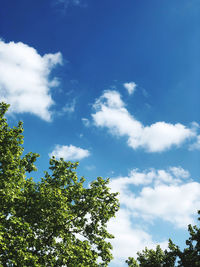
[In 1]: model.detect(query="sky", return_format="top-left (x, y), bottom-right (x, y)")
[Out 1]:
top-left (0, 0), bottom-right (200, 265)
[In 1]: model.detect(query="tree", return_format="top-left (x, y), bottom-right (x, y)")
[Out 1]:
top-left (172, 214), bottom-right (200, 267)
top-left (0, 103), bottom-right (119, 266)
top-left (126, 211), bottom-right (200, 267)
top-left (126, 244), bottom-right (176, 267)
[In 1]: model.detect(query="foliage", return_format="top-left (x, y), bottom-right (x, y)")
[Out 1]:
top-left (126, 244), bottom-right (176, 267)
top-left (0, 103), bottom-right (119, 266)
top-left (172, 213), bottom-right (200, 267)
top-left (126, 211), bottom-right (200, 267)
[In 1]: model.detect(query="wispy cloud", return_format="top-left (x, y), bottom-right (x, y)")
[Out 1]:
top-left (62, 99), bottom-right (76, 114)
top-left (0, 40), bottom-right (62, 121)
top-left (123, 81), bottom-right (136, 95)
top-left (92, 90), bottom-right (196, 152)
top-left (49, 144), bottom-right (90, 160)
top-left (189, 135), bottom-right (200, 150)
top-left (82, 118), bottom-right (90, 127)
top-left (85, 165), bottom-right (96, 171)
top-left (54, 0), bottom-right (84, 10)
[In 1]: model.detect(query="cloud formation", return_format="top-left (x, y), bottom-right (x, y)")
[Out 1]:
top-left (123, 81), bottom-right (136, 95)
top-left (108, 209), bottom-right (168, 266)
top-left (49, 144), bottom-right (90, 160)
top-left (110, 167), bottom-right (199, 228)
top-left (0, 40), bottom-right (62, 121)
top-left (92, 90), bottom-right (195, 152)
top-left (108, 167), bottom-right (200, 265)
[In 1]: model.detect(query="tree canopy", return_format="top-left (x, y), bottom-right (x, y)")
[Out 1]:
top-left (2, 101), bottom-right (200, 267)
top-left (0, 103), bottom-right (119, 266)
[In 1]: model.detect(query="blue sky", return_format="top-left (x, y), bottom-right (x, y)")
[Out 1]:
top-left (1, 0), bottom-right (200, 265)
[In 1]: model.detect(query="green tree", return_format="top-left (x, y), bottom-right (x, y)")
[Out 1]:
top-left (0, 103), bottom-right (119, 266)
top-left (126, 211), bottom-right (200, 267)
top-left (126, 244), bottom-right (176, 267)
top-left (171, 213), bottom-right (200, 267)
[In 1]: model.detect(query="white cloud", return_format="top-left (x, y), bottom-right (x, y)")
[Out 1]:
top-left (123, 82), bottom-right (136, 95)
top-left (169, 166), bottom-right (190, 178)
top-left (94, 90), bottom-right (124, 110)
top-left (92, 90), bottom-right (196, 152)
top-left (0, 40), bottom-right (62, 121)
top-left (108, 209), bottom-right (168, 266)
top-left (110, 167), bottom-right (200, 228)
top-left (131, 182), bottom-right (200, 228)
top-left (108, 167), bottom-right (200, 264)
top-left (49, 144), bottom-right (90, 161)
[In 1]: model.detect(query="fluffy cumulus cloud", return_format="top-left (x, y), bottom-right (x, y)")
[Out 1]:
top-left (123, 81), bottom-right (136, 95)
top-left (108, 167), bottom-right (200, 265)
top-left (92, 90), bottom-right (196, 152)
top-left (110, 167), bottom-right (200, 228)
top-left (0, 40), bottom-right (62, 121)
top-left (49, 144), bottom-right (90, 160)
